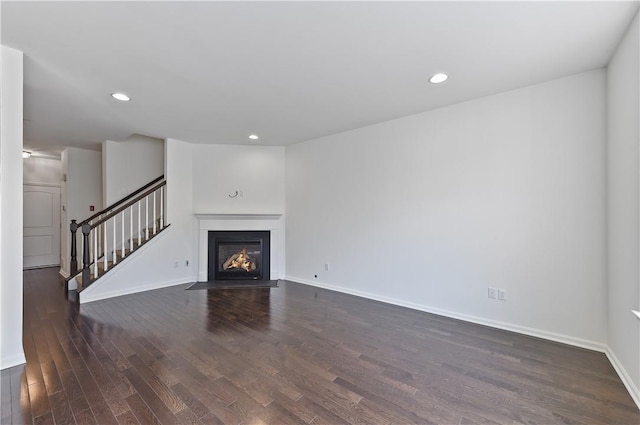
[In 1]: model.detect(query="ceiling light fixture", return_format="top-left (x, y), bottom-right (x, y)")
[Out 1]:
top-left (111, 92), bottom-right (131, 102)
top-left (429, 73), bottom-right (448, 84)
top-left (22, 151), bottom-right (32, 159)
top-left (249, 134), bottom-right (259, 140)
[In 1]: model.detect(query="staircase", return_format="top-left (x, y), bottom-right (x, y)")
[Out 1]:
top-left (65, 176), bottom-right (169, 293)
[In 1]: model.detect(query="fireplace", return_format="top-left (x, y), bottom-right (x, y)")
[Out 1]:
top-left (197, 214), bottom-right (283, 282)
top-left (208, 231), bottom-right (270, 281)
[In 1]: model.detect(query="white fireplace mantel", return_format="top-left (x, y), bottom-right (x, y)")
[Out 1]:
top-left (196, 214), bottom-right (284, 281)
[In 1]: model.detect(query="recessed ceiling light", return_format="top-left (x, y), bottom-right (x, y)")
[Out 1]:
top-left (111, 92), bottom-right (131, 102)
top-left (249, 134), bottom-right (259, 140)
top-left (22, 151), bottom-right (32, 159)
top-left (429, 73), bottom-right (448, 84)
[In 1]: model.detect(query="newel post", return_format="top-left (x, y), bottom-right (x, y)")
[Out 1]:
top-left (70, 220), bottom-right (78, 275)
top-left (81, 223), bottom-right (91, 285)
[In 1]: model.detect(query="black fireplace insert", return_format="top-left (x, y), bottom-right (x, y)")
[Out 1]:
top-left (208, 231), bottom-right (270, 281)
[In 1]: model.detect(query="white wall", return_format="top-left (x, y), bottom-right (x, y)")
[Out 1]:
top-left (607, 10), bottom-right (640, 407)
top-left (103, 134), bottom-right (164, 206)
top-left (23, 156), bottom-right (62, 185)
top-left (80, 140), bottom-right (286, 302)
top-left (286, 70), bottom-right (607, 349)
top-left (80, 139), bottom-right (196, 303)
top-left (0, 46), bottom-right (26, 369)
top-left (60, 148), bottom-right (102, 275)
top-left (192, 144), bottom-right (285, 214)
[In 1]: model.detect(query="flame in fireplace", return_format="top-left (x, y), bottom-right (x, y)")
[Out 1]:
top-left (222, 247), bottom-right (257, 272)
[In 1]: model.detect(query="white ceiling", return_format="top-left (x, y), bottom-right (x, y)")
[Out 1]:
top-left (2, 1), bottom-right (638, 153)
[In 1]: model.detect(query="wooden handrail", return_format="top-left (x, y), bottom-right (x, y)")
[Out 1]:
top-left (90, 180), bottom-right (166, 229)
top-left (81, 175), bottom-right (164, 225)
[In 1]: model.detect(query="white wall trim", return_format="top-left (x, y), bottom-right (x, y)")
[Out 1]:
top-left (23, 182), bottom-right (61, 188)
top-left (285, 276), bottom-right (607, 353)
top-left (606, 346), bottom-right (640, 410)
top-left (0, 353), bottom-right (26, 371)
top-left (27, 153), bottom-right (61, 160)
top-left (632, 310), bottom-right (640, 320)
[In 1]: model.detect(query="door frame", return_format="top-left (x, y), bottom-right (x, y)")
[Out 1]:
top-left (23, 182), bottom-right (62, 270)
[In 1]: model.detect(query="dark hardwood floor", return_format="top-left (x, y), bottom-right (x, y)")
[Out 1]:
top-left (1, 267), bottom-right (638, 425)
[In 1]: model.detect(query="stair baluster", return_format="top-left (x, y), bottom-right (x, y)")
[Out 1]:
top-left (145, 196), bottom-right (149, 240)
top-left (103, 219), bottom-right (108, 271)
top-left (93, 224), bottom-right (98, 278)
top-left (129, 203), bottom-right (134, 251)
top-left (160, 186), bottom-right (164, 229)
top-left (121, 209), bottom-right (126, 259)
top-left (138, 199), bottom-right (142, 246)
top-left (70, 220), bottom-right (78, 276)
top-left (153, 190), bottom-right (157, 235)
top-left (81, 223), bottom-right (91, 285)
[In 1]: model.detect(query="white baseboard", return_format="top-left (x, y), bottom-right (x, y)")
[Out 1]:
top-left (59, 268), bottom-right (70, 279)
top-left (79, 276), bottom-right (195, 304)
top-left (286, 276), bottom-right (606, 352)
top-left (23, 263), bottom-right (60, 271)
top-left (605, 347), bottom-right (640, 410)
top-left (0, 352), bottom-right (26, 370)
top-left (67, 276), bottom-right (78, 291)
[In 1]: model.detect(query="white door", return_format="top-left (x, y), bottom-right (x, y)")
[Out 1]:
top-left (24, 185), bottom-right (61, 269)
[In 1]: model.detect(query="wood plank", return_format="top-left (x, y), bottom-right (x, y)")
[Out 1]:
top-left (174, 407), bottom-right (206, 425)
top-left (89, 399), bottom-right (119, 425)
top-left (48, 389), bottom-right (76, 425)
top-left (28, 382), bottom-right (51, 419)
top-left (40, 360), bottom-right (64, 396)
top-left (122, 367), bottom-right (180, 425)
top-left (125, 393), bottom-right (161, 425)
top-left (59, 370), bottom-right (90, 417)
top-left (73, 408), bottom-right (98, 425)
top-left (126, 354), bottom-right (186, 414)
top-left (9, 366), bottom-right (33, 425)
top-left (170, 383), bottom-right (210, 419)
top-left (33, 411), bottom-right (55, 425)
top-left (115, 409), bottom-right (141, 425)
top-left (1, 369), bottom-right (12, 424)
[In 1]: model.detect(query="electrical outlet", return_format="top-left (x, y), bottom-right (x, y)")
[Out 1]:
top-left (173, 261), bottom-right (179, 268)
top-left (324, 263), bottom-right (330, 271)
top-left (498, 289), bottom-right (507, 301)
top-left (488, 287), bottom-right (497, 299)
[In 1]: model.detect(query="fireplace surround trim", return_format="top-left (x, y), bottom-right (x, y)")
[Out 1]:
top-left (196, 214), bottom-right (283, 282)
